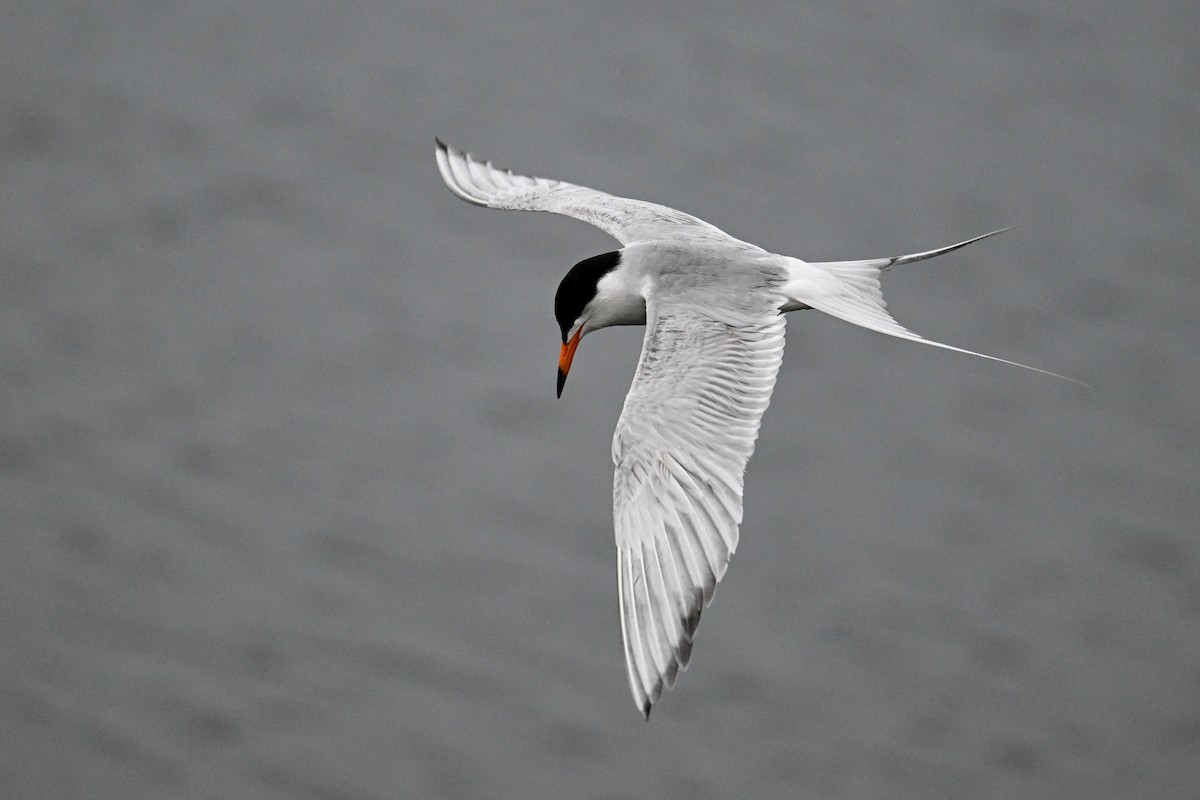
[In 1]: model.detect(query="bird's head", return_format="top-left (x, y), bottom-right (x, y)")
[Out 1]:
top-left (553, 250), bottom-right (623, 397)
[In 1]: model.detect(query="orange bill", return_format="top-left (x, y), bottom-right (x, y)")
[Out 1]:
top-left (557, 327), bottom-right (582, 398)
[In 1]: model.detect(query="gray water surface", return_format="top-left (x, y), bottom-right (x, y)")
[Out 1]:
top-left (2, 2), bottom-right (1198, 798)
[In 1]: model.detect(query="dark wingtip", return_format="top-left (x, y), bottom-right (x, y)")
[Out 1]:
top-left (642, 700), bottom-right (652, 720)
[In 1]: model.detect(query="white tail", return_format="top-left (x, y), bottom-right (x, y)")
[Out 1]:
top-left (784, 230), bottom-right (1089, 387)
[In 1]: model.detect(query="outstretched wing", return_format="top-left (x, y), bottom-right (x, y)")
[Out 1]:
top-left (611, 282), bottom-right (786, 717)
top-left (436, 139), bottom-right (738, 246)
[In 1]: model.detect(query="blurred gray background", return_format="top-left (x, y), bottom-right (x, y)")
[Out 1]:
top-left (2, 1), bottom-right (1197, 798)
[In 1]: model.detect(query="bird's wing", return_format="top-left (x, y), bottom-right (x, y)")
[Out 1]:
top-left (436, 139), bottom-right (738, 246)
top-left (610, 280), bottom-right (786, 716)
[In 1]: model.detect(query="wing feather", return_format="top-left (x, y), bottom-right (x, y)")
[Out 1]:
top-left (436, 139), bottom-right (739, 246)
top-left (612, 285), bottom-right (786, 716)
top-left (616, 549), bottom-right (651, 711)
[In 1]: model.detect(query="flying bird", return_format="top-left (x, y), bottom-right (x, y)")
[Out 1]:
top-left (435, 139), bottom-right (1075, 717)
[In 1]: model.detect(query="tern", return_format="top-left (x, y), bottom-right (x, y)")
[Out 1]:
top-left (435, 139), bottom-right (1076, 717)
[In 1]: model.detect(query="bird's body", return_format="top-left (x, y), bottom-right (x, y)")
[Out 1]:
top-left (435, 139), bottom-right (1073, 717)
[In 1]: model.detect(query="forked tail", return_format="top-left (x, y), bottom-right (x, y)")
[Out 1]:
top-left (786, 229), bottom-right (1088, 387)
